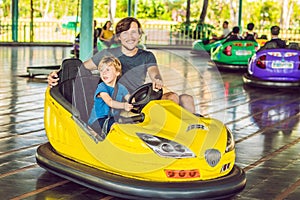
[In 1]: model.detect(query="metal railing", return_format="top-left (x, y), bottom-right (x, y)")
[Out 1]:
top-left (1, 20), bottom-right (300, 45)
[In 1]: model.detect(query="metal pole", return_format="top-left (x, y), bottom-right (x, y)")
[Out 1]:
top-left (79, 0), bottom-right (94, 61)
top-left (12, 0), bottom-right (19, 42)
top-left (238, 0), bottom-right (242, 28)
top-left (134, 0), bottom-right (138, 17)
top-left (30, 0), bottom-right (34, 42)
top-left (128, 0), bottom-right (132, 16)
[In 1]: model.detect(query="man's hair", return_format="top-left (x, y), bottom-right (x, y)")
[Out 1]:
top-left (115, 17), bottom-right (142, 35)
top-left (232, 26), bottom-right (240, 34)
top-left (247, 23), bottom-right (254, 31)
top-left (223, 21), bottom-right (229, 25)
top-left (271, 26), bottom-right (280, 35)
top-left (98, 56), bottom-right (122, 76)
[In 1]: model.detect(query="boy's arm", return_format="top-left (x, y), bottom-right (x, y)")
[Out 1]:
top-left (124, 94), bottom-right (131, 101)
top-left (99, 92), bottom-right (133, 111)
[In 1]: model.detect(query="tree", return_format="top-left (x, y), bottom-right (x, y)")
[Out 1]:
top-left (199, 0), bottom-right (209, 23)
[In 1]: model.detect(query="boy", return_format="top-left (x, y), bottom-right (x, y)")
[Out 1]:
top-left (88, 56), bottom-right (133, 136)
top-left (243, 22), bottom-right (258, 41)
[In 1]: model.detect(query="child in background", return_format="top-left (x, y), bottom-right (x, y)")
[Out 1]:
top-left (243, 22), bottom-right (258, 41)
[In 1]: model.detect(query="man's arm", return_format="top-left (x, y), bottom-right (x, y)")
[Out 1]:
top-left (147, 65), bottom-right (163, 90)
top-left (83, 58), bottom-right (98, 71)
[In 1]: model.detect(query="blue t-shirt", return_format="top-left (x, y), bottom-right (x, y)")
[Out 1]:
top-left (88, 82), bottom-right (129, 125)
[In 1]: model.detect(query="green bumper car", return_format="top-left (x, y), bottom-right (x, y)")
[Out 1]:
top-left (191, 38), bottom-right (225, 55)
top-left (209, 40), bottom-right (259, 70)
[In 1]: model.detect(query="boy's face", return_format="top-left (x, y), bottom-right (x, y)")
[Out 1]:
top-left (99, 64), bottom-right (120, 86)
top-left (118, 22), bottom-right (140, 51)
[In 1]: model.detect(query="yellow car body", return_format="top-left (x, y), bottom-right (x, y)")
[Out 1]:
top-left (44, 87), bottom-right (235, 182)
top-left (37, 58), bottom-right (246, 199)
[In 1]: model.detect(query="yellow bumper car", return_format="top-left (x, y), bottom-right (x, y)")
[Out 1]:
top-left (36, 58), bottom-right (246, 199)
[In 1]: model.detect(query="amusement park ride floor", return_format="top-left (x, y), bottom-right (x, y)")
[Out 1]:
top-left (0, 46), bottom-right (299, 200)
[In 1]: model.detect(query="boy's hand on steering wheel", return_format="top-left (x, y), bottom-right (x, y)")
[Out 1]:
top-left (124, 102), bottom-right (133, 112)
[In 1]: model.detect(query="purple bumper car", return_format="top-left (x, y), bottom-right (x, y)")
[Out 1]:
top-left (243, 46), bottom-right (300, 87)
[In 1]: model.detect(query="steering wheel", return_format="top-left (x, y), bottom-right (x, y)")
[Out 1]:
top-left (128, 83), bottom-right (163, 113)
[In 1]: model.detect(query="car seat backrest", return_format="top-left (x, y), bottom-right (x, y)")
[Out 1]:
top-left (244, 34), bottom-right (256, 41)
top-left (57, 58), bottom-right (100, 123)
top-left (58, 58), bottom-right (84, 103)
top-left (72, 74), bottom-right (100, 123)
top-left (264, 41), bottom-right (279, 49)
top-left (287, 43), bottom-right (299, 50)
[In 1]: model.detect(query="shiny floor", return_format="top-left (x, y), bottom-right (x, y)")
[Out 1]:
top-left (0, 46), bottom-right (300, 200)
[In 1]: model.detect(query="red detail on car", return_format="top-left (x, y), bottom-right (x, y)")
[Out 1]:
top-left (165, 169), bottom-right (200, 179)
top-left (223, 45), bottom-right (232, 56)
top-left (256, 55), bottom-right (266, 69)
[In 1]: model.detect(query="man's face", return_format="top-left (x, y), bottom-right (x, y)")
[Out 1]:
top-left (118, 22), bottom-right (141, 51)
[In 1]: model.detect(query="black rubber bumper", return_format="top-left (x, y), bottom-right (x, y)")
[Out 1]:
top-left (208, 60), bottom-right (247, 71)
top-left (243, 73), bottom-right (300, 88)
top-left (36, 142), bottom-right (246, 200)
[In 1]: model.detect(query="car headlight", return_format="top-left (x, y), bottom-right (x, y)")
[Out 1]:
top-left (137, 133), bottom-right (195, 158)
top-left (225, 127), bottom-right (235, 152)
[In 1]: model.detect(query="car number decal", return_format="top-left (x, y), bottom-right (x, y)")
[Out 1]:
top-left (187, 124), bottom-right (208, 132)
top-left (236, 50), bottom-right (251, 55)
top-left (271, 61), bottom-right (294, 69)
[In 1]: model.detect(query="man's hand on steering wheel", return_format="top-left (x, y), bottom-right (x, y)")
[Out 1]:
top-left (153, 78), bottom-right (163, 90)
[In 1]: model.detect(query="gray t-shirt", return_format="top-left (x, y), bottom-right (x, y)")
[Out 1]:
top-left (91, 47), bottom-right (157, 93)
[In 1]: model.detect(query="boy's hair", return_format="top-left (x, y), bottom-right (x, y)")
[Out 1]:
top-left (115, 17), bottom-right (142, 35)
top-left (98, 56), bottom-right (122, 76)
top-left (271, 26), bottom-right (280, 35)
top-left (247, 23), bottom-right (254, 31)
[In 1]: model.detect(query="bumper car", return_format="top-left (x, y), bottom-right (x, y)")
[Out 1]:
top-left (36, 58), bottom-right (246, 199)
top-left (256, 38), bottom-right (268, 47)
top-left (210, 40), bottom-right (259, 70)
top-left (191, 38), bottom-right (225, 55)
top-left (243, 43), bottom-right (300, 88)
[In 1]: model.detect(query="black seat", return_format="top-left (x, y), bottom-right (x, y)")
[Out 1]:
top-left (57, 58), bottom-right (100, 124)
top-left (58, 58), bottom-right (85, 103)
top-left (287, 43), bottom-right (299, 50)
top-left (72, 75), bottom-right (100, 123)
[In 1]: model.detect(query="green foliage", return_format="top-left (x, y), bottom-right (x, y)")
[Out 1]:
top-left (94, 0), bottom-right (109, 18)
top-left (0, 0), bottom-right (299, 31)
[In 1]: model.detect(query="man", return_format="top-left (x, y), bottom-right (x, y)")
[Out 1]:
top-left (48, 17), bottom-right (196, 113)
top-left (261, 25), bottom-right (286, 50)
top-left (208, 21), bottom-right (230, 43)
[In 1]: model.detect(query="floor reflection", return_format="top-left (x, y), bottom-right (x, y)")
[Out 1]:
top-left (246, 86), bottom-right (300, 134)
